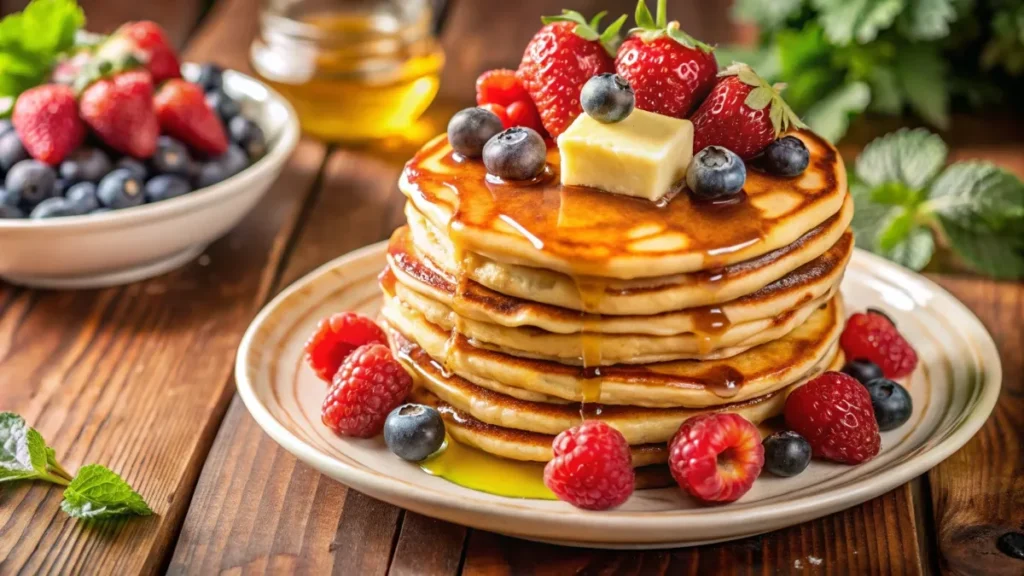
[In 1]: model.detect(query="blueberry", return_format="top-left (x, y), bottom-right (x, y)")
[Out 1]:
top-left (383, 403), bottom-right (446, 462)
top-left (841, 358), bottom-right (884, 385)
top-left (447, 107), bottom-right (503, 158)
top-left (53, 178), bottom-right (69, 197)
top-left (228, 116), bottom-right (267, 160)
top-left (762, 431), bottom-right (812, 477)
top-left (150, 136), bottom-right (192, 176)
top-left (0, 204), bottom-right (24, 218)
top-left (206, 89), bottom-right (241, 123)
top-left (195, 63), bottom-right (224, 93)
top-left (116, 157), bottom-right (149, 182)
top-left (580, 73), bottom-right (635, 123)
top-left (753, 136), bottom-right (809, 177)
top-left (145, 174), bottom-right (192, 202)
top-left (91, 207), bottom-right (111, 214)
top-left (864, 378), bottom-right (912, 431)
top-left (59, 147), bottom-right (112, 184)
top-left (0, 187), bottom-right (19, 207)
top-left (686, 146), bottom-right (746, 200)
top-left (65, 182), bottom-right (100, 213)
top-left (0, 119), bottom-right (12, 138)
top-left (0, 131), bottom-right (29, 173)
top-left (194, 161), bottom-right (229, 188)
top-left (482, 127), bottom-right (546, 181)
top-left (97, 169), bottom-right (144, 209)
top-left (6, 160), bottom-right (56, 207)
top-left (30, 197), bottom-right (78, 219)
top-left (221, 144), bottom-right (249, 176)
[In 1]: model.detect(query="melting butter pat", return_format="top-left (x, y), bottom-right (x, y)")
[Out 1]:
top-left (557, 109), bottom-right (693, 201)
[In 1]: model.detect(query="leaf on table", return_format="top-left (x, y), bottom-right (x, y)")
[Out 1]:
top-left (896, 45), bottom-right (950, 129)
top-left (0, 412), bottom-right (49, 483)
top-left (898, 0), bottom-right (956, 40)
top-left (883, 225), bottom-right (935, 270)
top-left (927, 161), bottom-right (1024, 235)
top-left (61, 464), bottom-right (153, 520)
top-left (940, 217), bottom-right (1024, 279)
top-left (803, 81), bottom-right (870, 142)
top-left (813, 0), bottom-right (905, 45)
top-left (732, 0), bottom-right (805, 30)
top-left (854, 127), bottom-right (948, 189)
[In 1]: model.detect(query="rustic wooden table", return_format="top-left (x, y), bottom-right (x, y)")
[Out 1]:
top-left (0, 0), bottom-right (1021, 574)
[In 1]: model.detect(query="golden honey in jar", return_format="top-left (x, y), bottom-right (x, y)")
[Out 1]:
top-left (251, 0), bottom-right (444, 141)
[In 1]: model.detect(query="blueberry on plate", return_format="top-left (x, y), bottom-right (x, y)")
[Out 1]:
top-left (447, 107), bottom-right (503, 159)
top-left (686, 146), bottom-right (746, 200)
top-left (97, 168), bottom-right (145, 209)
top-left (115, 157), bottom-right (149, 182)
top-left (0, 131), bottom-right (29, 173)
top-left (864, 378), bottom-right (912, 431)
top-left (752, 136), bottom-right (809, 177)
top-left (482, 127), bottom-right (546, 180)
top-left (0, 187), bottom-right (19, 207)
top-left (0, 204), bottom-right (24, 218)
top-left (195, 62), bottom-right (224, 93)
top-left (65, 182), bottom-right (100, 214)
top-left (6, 160), bottom-right (56, 207)
top-left (580, 73), bottom-right (635, 123)
top-left (150, 136), bottom-right (192, 176)
top-left (59, 147), bottom-right (112, 184)
top-left (762, 430), bottom-right (812, 477)
top-left (30, 197), bottom-right (78, 219)
top-left (145, 175), bottom-right (192, 202)
top-left (841, 358), bottom-right (884, 385)
top-left (206, 89), bottom-right (241, 123)
top-left (383, 403), bottom-right (446, 462)
top-left (228, 116), bottom-right (267, 160)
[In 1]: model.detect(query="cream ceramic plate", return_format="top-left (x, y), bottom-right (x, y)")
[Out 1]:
top-left (235, 242), bottom-right (1001, 549)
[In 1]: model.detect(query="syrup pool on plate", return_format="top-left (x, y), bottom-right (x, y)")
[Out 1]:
top-left (420, 438), bottom-right (556, 500)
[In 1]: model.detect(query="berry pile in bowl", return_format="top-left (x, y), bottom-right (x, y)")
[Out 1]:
top-left (0, 8), bottom-right (298, 288)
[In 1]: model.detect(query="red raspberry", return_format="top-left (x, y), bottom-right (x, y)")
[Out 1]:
top-left (304, 312), bottom-right (387, 382)
top-left (543, 421), bottom-right (634, 510)
top-left (506, 99), bottom-right (546, 135)
top-left (785, 372), bottom-right (881, 464)
top-left (840, 312), bottom-right (918, 378)
top-left (322, 344), bottom-right (412, 438)
top-left (478, 103), bottom-right (511, 129)
top-left (669, 413), bottom-right (764, 504)
top-left (475, 69), bottom-right (529, 107)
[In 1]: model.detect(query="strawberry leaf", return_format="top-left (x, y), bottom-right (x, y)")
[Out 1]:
top-left (745, 86), bottom-right (774, 110)
top-left (635, 0), bottom-right (656, 30)
top-left (629, 0), bottom-right (713, 52)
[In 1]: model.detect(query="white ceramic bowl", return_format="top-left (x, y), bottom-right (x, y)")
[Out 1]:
top-left (0, 65), bottom-right (300, 289)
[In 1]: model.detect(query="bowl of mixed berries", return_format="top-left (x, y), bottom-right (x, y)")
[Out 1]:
top-left (0, 16), bottom-right (299, 288)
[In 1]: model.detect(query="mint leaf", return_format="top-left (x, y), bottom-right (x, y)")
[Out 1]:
top-left (941, 218), bottom-right (1024, 279)
top-left (877, 207), bottom-right (915, 251)
top-left (851, 180), bottom-right (897, 246)
top-left (0, 412), bottom-right (50, 483)
top-left (0, 0), bottom-right (85, 98)
top-left (867, 65), bottom-right (903, 115)
top-left (61, 464), bottom-right (152, 519)
top-left (732, 0), bottom-right (805, 30)
top-left (883, 225), bottom-right (935, 270)
top-left (813, 0), bottom-right (905, 45)
top-left (896, 45), bottom-right (949, 129)
top-left (925, 161), bottom-right (1024, 235)
top-left (899, 0), bottom-right (956, 40)
top-left (854, 128), bottom-right (948, 189)
top-left (803, 81), bottom-right (870, 142)
top-left (871, 181), bottom-right (917, 205)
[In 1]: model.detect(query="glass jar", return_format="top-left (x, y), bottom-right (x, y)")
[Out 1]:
top-left (251, 0), bottom-right (444, 141)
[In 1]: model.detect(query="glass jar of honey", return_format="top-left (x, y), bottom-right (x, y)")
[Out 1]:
top-left (251, 0), bottom-right (444, 141)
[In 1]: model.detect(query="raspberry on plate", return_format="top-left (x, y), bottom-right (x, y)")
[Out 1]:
top-left (669, 413), bottom-right (764, 504)
top-left (840, 311), bottom-right (918, 378)
top-left (543, 421), bottom-right (634, 510)
top-left (322, 344), bottom-right (413, 438)
top-left (785, 371), bottom-right (881, 465)
top-left (476, 69), bottom-right (529, 107)
top-left (304, 312), bottom-right (387, 382)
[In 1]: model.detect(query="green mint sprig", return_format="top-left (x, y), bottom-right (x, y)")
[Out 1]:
top-left (851, 128), bottom-right (1024, 278)
top-left (0, 412), bottom-right (152, 520)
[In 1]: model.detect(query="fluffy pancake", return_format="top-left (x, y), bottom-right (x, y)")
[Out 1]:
top-left (400, 129), bottom-right (847, 279)
top-left (404, 196), bottom-right (853, 315)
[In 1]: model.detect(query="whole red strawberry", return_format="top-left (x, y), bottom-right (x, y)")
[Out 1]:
top-left (690, 63), bottom-right (806, 159)
top-left (305, 312), bottom-right (388, 382)
top-left (615, 0), bottom-right (718, 119)
top-left (12, 85), bottom-right (85, 165)
top-left (117, 21), bottom-right (181, 84)
top-left (516, 10), bottom-right (626, 138)
top-left (322, 344), bottom-right (412, 438)
top-left (785, 372), bottom-right (881, 465)
top-left (154, 79), bottom-right (229, 156)
top-left (543, 421), bottom-right (634, 510)
top-left (840, 311), bottom-right (918, 378)
top-left (79, 70), bottom-right (159, 158)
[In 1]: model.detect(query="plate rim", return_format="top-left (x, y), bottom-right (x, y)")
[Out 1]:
top-left (235, 242), bottom-right (1002, 547)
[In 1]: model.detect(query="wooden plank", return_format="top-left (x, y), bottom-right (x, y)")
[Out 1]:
top-left (0, 0), bottom-right (324, 573)
top-left (924, 277), bottom-right (1023, 576)
top-left (388, 513), bottom-right (467, 576)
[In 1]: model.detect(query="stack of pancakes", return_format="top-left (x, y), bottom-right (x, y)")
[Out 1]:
top-left (380, 130), bottom-right (852, 467)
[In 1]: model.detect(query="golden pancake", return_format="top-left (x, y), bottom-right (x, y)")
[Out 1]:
top-left (400, 129), bottom-right (847, 279)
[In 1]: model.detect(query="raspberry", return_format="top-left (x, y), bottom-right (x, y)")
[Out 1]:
top-left (475, 69), bottom-right (529, 107)
top-left (322, 344), bottom-right (412, 438)
top-left (784, 372), bottom-right (881, 464)
top-left (543, 421), bottom-right (634, 510)
top-left (668, 413), bottom-right (764, 504)
top-left (506, 99), bottom-right (546, 135)
top-left (840, 311), bottom-right (918, 378)
top-left (304, 312), bottom-right (387, 382)
top-left (478, 103), bottom-right (511, 129)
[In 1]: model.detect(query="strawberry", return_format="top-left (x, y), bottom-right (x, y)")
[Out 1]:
top-left (116, 21), bottom-right (181, 84)
top-left (516, 10), bottom-right (626, 138)
top-left (12, 85), bottom-right (85, 165)
top-left (690, 63), bottom-right (806, 159)
top-left (79, 70), bottom-right (160, 159)
top-left (615, 0), bottom-right (718, 119)
top-left (154, 79), bottom-right (229, 156)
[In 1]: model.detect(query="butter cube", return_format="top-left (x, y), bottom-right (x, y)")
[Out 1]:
top-left (557, 109), bottom-right (693, 201)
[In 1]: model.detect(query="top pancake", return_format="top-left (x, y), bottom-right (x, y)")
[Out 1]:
top-left (400, 129), bottom-right (848, 279)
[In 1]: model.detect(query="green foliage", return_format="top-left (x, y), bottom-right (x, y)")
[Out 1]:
top-left (61, 465), bottom-right (153, 519)
top-left (0, 0), bottom-right (84, 105)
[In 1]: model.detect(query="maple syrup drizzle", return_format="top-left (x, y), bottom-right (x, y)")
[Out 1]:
top-left (574, 277), bottom-right (606, 414)
top-left (691, 305), bottom-right (732, 356)
top-left (693, 364), bottom-right (746, 398)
